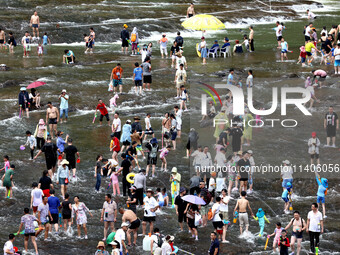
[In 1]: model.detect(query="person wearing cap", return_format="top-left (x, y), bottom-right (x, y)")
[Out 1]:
top-left (120, 120), bottom-right (132, 153)
top-left (306, 203), bottom-right (323, 254)
top-left (34, 119), bottom-right (47, 150)
top-left (174, 187), bottom-right (188, 231)
top-left (308, 132), bottom-right (320, 165)
top-left (34, 136), bottom-right (60, 179)
top-left (209, 39), bottom-right (219, 56)
top-left (233, 40), bottom-right (243, 53)
top-left (95, 241), bottom-right (110, 255)
top-left (142, 188), bottom-right (159, 236)
top-left (95, 99), bottom-right (110, 126)
top-left (114, 222), bottom-right (129, 254)
top-left (170, 167), bottom-right (181, 195)
top-left (56, 159), bottom-right (70, 199)
top-left (145, 138), bottom-right (159, 178)
top-left (199, 36), bottom-right (207, 64)
top-left (46, 101), bottom-right (60, 139)
top-left (159, 33), bottom-right (168, 58)
top-left (161, 235), bottom-right (176, 255)
top-left (101, 194), bottom-right (117, 242)
top-left (281, 160), bottom-right (293, 192)
top-left (63, 138), bottom-right (80, 180)
top-left (121, 24), bottom-right (129, 53)
top-left (119, 207), bottom-right (140, 246)
top-left (57, 131), bottom-right (69, 163)
top-left (109, 240), bottom-right (120, 255)
top-left (48, 189), bottom-right (61, 234)
top-left (314, 171), bottom-right (328, 218)
top-left (126, 185), bottom-right (137, 213)
top-left (59, 89), bottom-right (69, 123)
top-left (18, 86), bottom-right (30, 118)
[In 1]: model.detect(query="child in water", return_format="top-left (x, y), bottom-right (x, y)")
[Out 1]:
top-left (0, 155), bottom-right (10, 172)
top-left (109, 166), bottom-right (121, 196)
top-left (37, 43), bottom-right (43, 57)
top-left (160, 145), bottom-right (171, 171)
top-left (298, 46), bottom-right (307, 67)
top-left (155, 188), bottom-right (165, 208)
top-left (315, 171), bottom-right (328, 218)
top-left (281, 182), bottom-right (292, 214)
top-left (268, 222), bottom-right (284, 252)
top-left (278, 229), bottom-right (290, 255)
top-left (253, 208), bottom-right (270, 236)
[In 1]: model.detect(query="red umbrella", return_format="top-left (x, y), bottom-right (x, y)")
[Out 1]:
top-left (26, 81), bottom-right (46, 89)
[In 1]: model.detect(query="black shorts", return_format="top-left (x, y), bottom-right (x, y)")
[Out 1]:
top-left (277, 36), bottom-right (282, 41)
top-left (21, 102), bottom-right (29, 110)
top-left (305, 35), bottom-right (311, 42)
top-left (178, 212), bottom-right (186, 223)
top-left (292, 231), bottom-right (303, 239)
top-left (188, 14), bottom-right (193, 18)
top-left (122, 140), bottom-right (131, 146)
top-left (63, 214), bottom-right (71, 220)
top-left (239, 178), bottom-right (248, 182)
top-left (187, 218), bottom-right (196, 229)
top-left (129, 219), bottom-right (141, 229)
top-left (100, 114), bottom-right (110, 122)
top-left (147, 156), bottom-right (157, 165)
top-left (49, 118), bottom-right (57, 124)
top-left (145, 128), bottom-right (154, 134)
top-left (213, 221), bottom-right (224, 229)
top-left (143, 75), bottom-right (152, 84)
top-left (311, 153), bottom-right (319, 159)
top-left (68, 160), bottom-right (76, 169)
top-left (0, 40), bottom-right (4, 44)
top-left (46, 157), bottom-right (56, 170)
top-left (50, 213), bottom-right (59, 224)
top-left (134, 80), bottom-right (142, 87)
top-left (24, 232), bottom-right (35, 237)
top-left (143, 216), bottom-right (156, 222)
top-left (306, 52), bottom-right (312, 56)
top-left (327, 126), bottom-right (336, 137)
top-left (122, 40), bottom-right (129, 47)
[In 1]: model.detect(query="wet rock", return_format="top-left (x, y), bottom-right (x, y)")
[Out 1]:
top-left (0, 80), bottom-right (20, 89)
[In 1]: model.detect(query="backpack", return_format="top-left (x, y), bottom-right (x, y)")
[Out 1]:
top-left (291, 218), bottom-right (304, 229)
top-left (156, 234), bottom-right (163, 247)
top-left (176, 36), bottom-right (183, 45)
top-left (207, 208), bottom-right (213, 220)
top-left (131, 33), bottom-right (137, 42)
top-left (150, 144), bottom-right (158, 158)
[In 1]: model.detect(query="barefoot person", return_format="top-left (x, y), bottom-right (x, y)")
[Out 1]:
top-left (186, 3), bottom-right (195, 18)
top-left (46, 102), bottom-right (59, 139)
top-left (284, 211), bottom-right (306, 255)
top-left (101, 194), bottom-right (117, 242)
top-left (233, 191), bottom-right (254, 235)
top-left (30, 11), bottom-right (40, 38)
top-left (119, 207), bottom-right (141, 246)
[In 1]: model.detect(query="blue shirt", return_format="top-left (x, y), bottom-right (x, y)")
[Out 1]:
top-left (211, 43), bottom-right (219, 49)
top-left (227, 73), bottom-right (233, 85)
top-left (43, 35), bottom-right (48, 45)
top-left (209, 239), bottom-right (219, 255)
top-left (133, 67), bottom-right (143, 81)
top-left (281, 41), bottom-right (288, 51)
top-left (316, 177), bottom-right (327, 197)
top-left (222, 42), bottom-right (230, 47)
top-left (66, 50), bottom-right (74, 57)
top-left (48, 196), bottom-right (61, 214)
top-left (57, 137), bottom-right (66, 153)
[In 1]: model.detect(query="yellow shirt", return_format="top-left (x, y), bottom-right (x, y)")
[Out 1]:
top-left (305, 42), bottom-right (315, 52)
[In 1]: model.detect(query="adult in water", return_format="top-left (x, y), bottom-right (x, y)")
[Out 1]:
top-left (187, 3), bottom-right (195, 18)
top-left (121, 24), bottom-right (129, 53)
top-left (30, 11), bottom-right (40, 38)
top-left (18, 87), bottom-right (30, 118)
top-left (46, 101), bottom-right (59, 139)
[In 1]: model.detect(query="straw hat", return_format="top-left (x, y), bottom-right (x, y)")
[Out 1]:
top-left (60, 159), bottom-right (69, 165)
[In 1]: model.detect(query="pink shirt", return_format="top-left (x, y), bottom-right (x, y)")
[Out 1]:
top-left (4, 161), bottom-right (10, 172)
top-left (110, 172), bottom-right (119, 184)
top-left (314, 70), bottom-right (327, 77)
top-left (160, 148), bottom-right (169, 159)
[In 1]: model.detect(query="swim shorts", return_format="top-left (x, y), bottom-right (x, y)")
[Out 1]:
top-left (46, 157), bottom-right (56, 170)
top-left (306, 52), bottom-right (312, 56)
top-left (129, 219), bottom-right (141, 229)
top-left (310, 153), bottom-right (319, 159)
top-left (305, 35), bottom-right (311, 42)
top-left (50, 213), bottom-right (59, 224)
top-left (113, 79), bottom-right (122, 87)
top-left (143, 75), bottom-right (152, 84)
top-left (122, 39), bottom-right (129, 47)
top-left (277, 36), bottom-right (282, 41)
top-left (147, 156), bottom-right (157, 165)
top-left (281, 49), bottom-right (287, 53)
top-left (317, 196), bottom-right (325, 204)
top-left (134, 80), bottom-right (142, 87)
top-left (334, 60), bottom-right (340, 67)
top-left (292, 231), bottom-right (303, 239)
top-left (143, 216), bottom-right (155, 222)
top-left (239, 212), bottom-right (249, 227)
top-left (32, 24), bottom-right (39, 28)
top-left (49, 118), bottom-right (57, 124)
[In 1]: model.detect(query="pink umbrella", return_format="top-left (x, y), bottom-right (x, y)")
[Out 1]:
top-left (26, 81), bottom-right (46, 89)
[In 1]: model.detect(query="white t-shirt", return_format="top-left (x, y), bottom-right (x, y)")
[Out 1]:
top-left (37, 202), bottom-right (50, 223)
top-left (22, 36), bottom-right (31, 46)
top-left (220, 195), bottom-right (230, 212)
top-left (212, 203), bottom-right (222, 222)
top-left (334, 48), bottom-right (340, 61)
top-left (144, 196), bottom-right (158, 217)
top-left (114, 228), bottom-right (126, 252)
top-left (150, 234), bottom-right (159, 250)
top-left (308, 211), bottom-right (323, 232)
top-left (208, 177), bottom-right (216, 192)
top-left (3, 241), bottom-right (13, 255)
top-left (31, 188), bottom-right (44, 207)
top-left (200, 41), bottom-right (207, 48)
top-left (305, 26), bottom-right (311, 37)
top-left (215, 152), bottom-right (226, 167)
top-left (308, 11), bottom-right (316, 19)
top-left (276, 25), bottom-right (283, 37)
top-left (161, 242), bottom-right (172, 255)
top-left (145, 117), bottom-right (151, 129)
top-left (157, 193), bottom-right (164, 203)
top-left (246, 75), bottom-right (253, 87)
top-left (108, 159), bottom-right (119, 168)
top-left (113, 118), bottom-right (121, 132)
top-left (281, 166), bottom-right (293, 180)
top-left (176, 56), bottom-right (186, 70)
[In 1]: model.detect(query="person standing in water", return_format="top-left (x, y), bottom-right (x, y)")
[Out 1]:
top-left (233, 191), bottom-right (254, 235)
top-left (130, 27), bottom-right (139, 55)
top-left (46, 102), bottom-right (59, 139)
top-left (121, 24), bottom-right (129, 53)
top-left (306, 203), bottom-right (323, 255)
top-left (0, 28), bottom-right (6, 50)
top-left (249, 26), bottom-right (254, 52)
top-left (187, 3), bottom-right (195, 18)
top-left (18, 87), bottom-right (30, 118)
top-left (308, 132), bottom-right (320, 165)
top-left (275, 21), bottom-right (283, 48)
top-left (30, 11), bottom-right (40, 38)
top-left (59, 89), bottom-right (69, 123)
top-left (324, 106), bottom-right (338, 147)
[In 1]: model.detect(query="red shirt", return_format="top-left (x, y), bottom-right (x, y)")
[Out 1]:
top-left (110, 137), bottom-right (121, 152)
top-left (300, 51), bottom-right (307, 58)
top-left (279, 237), bottom-right (290, 247)
top-left (96, 103), bottom-right (108, 116)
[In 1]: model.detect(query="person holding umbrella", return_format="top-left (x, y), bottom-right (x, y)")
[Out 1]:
top-left (18, 87), bottom-right (30, 118)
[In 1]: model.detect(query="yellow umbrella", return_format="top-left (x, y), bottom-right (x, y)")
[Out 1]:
top-left (181, 14), bottom-right (225, 31)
